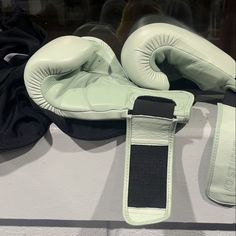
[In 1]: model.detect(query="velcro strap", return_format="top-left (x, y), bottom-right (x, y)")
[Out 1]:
top-left (123, 96), bottom-right (177, 225)
top-left (207, 90), bottom-right (236, 205)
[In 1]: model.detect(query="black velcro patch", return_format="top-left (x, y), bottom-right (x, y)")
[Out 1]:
top-left (128, 145), bottom-right (168, 208)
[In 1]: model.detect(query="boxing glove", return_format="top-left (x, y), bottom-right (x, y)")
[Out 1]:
top-left (121, 23), bottom-right (236, 206)
top-left (24, 35), bottom-right (194, 226)
top-left (121, 23), bottom-right (235, 92)
top-left (24, 35), bottom-right (194, 120)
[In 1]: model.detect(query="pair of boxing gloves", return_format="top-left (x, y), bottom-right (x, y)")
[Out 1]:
top-left (24, 23), bottom-right (235, 120)
top-left (24, 21), bottom-right (235, 226)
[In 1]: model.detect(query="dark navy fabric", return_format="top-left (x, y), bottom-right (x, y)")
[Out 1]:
top-left (0, 8), bottom-right (51, 150)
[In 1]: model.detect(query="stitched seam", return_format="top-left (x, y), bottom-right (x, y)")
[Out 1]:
top-left (147, 45), bottom-right (233, 80)
top-left (206, 103), bottom-right (222, 195)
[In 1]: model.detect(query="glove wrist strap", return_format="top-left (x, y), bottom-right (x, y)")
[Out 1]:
top-left (123, 96), bottom-right (177, 225)
top-left (207, 90), bottom-right (236, 205)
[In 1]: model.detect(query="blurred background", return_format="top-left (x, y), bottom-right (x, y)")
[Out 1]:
top-left (0, 0), bottom-right (235, 58)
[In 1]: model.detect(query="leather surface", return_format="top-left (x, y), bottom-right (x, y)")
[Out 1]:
top-left (24, 35), bottom-right (194, 121)
top-left (121, 23), bottom-right (236, 92)
top-left (124, 115), bottom-right (176, 225)
top-left (207, 103), bottom-right (236, 205)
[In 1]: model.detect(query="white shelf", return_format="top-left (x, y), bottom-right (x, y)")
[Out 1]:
top-left (0, 102), bottom-right (235, 223)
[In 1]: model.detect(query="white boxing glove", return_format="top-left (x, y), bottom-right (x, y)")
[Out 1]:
top-left (24, 35), bottom-right (194, 226)
top-left (121, 23), bottom-right (235, 92)
top-left (121, 22), bottom-right (236, 208)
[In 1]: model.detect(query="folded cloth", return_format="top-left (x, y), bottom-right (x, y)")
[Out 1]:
top-left (0, 8), bottom-right (51, 150)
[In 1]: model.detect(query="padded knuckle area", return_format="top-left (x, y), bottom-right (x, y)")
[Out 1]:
top-left (24, 36), bottom-right (131, 117)
top-left (122, 23), bottom-right (236, 92)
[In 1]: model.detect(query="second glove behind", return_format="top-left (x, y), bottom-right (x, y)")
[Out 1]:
top-left (121, 23), bottom-right (235, 92)
top-left (121, 22), bottom-right (236, 207)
